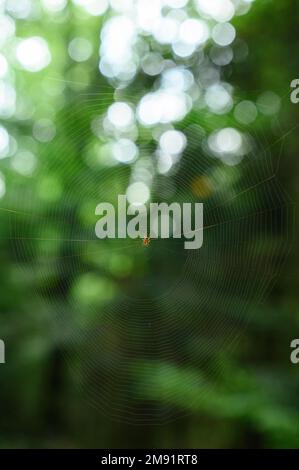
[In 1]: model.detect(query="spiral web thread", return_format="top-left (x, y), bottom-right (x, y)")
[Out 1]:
top-left (0, 83), bottom-right (294, 424)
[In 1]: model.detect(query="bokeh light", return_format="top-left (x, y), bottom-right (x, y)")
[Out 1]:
top-left (16, 36), bottom-right (51, 72)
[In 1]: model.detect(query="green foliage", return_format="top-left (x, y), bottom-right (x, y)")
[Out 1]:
top-left (0, 0), bottom-right (299, 449)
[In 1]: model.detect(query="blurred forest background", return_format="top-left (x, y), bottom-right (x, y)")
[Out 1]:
top-left (0, 0), bottom-right (299, 448)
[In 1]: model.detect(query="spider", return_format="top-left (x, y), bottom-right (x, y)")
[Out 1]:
top-left (143, 236), bottom-right (151, 246)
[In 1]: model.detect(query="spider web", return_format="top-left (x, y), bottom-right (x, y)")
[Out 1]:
top-left (3, 87), bottom-right (295, 424)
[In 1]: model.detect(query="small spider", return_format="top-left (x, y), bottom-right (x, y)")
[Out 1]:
top-left (143, 236), bottom-right (151, 246)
